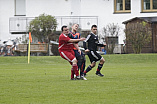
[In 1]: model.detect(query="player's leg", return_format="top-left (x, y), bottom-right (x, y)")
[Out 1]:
top-left (83, 51), bottom-right (96, 75)
top-left (60, 51), bottom-right (80, 80)
top-left (95, 54), bottom-right (105, 77)
top-left (71, 57), bottom-right (79, 77)
top-left (67, 61), bottom-right (76, 80)
top-left (84, 50), bottom-right (105, 77)
top-left (79, 52), bottom-right (87, 80)
top-left (80, 52), bottom-right (86, 76)
top-left (73, 50), bottom-right (87, 80)
top-left (83, 62), bottom-right (96, 75)
top-left (71, 68), bottom-right (75, 80)
top-left (73, 51), bottom-right (87, 80)
top-left (74, 50), bottom-right (82, 72)
top-left (87, 50), bottom-right (105, 76)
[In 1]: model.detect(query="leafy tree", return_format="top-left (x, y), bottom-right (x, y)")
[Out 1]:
top-left (28, 13), bottom-right (57, 43)
top-left (124, 21), bottom-right (152, 54)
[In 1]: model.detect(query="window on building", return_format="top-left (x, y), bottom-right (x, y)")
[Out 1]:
top-left (153, 0), bottom-right (157, 9)
top-left (142, 0), bottom-right (157, 12)
top-left (15, 0), bottom-right (26, 16)
top-left (114, 0), bottom-right (131, 13)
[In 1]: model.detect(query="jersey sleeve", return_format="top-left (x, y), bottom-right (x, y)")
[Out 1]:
top-left (83, 41), bottom-right (87, 50)
top-left (84, 34), bottom-right (91, 42)
top-left (62, 35), bottom-right (71, 43)
top-left (83, 34), bottom-right (91, 50)
top-left (96, 43), bottom-right (106, 47)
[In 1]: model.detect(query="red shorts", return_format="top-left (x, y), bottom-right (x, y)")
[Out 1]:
top-left (59, 51), bottom-right (76, 64)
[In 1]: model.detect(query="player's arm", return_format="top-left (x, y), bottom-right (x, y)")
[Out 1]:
top-left (83, 41), bottom-right (87, 50)
top-left (68, 38), bottom-right (85, 43)
top-left (83, 41), bottom-right (90, 53)
top-left (74, 43), bottom-right (81, 54)
top-left (83, 34), bottom-right (91, 53)
top-left (96, 43), bottom-right (106, 47)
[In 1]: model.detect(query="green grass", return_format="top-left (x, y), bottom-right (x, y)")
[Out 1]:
top-left (0, 54), bottom-right (157, 104)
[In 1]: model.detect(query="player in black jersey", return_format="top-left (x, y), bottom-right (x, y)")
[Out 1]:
top-left (83, 25), bottom-right (106, 77)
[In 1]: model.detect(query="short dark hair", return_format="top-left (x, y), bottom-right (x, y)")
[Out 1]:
top-left (61, 25), bottom-right (67, 31)
top-left (91, 25), bottom-right (97, 29)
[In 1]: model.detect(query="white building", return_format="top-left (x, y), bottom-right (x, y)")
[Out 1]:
top-left (0, 0), bottom-right (157, 45)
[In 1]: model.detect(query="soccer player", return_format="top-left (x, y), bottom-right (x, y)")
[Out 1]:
top-left (83, 25), bottom-right (106, 77)
top-left (68, 24), bottom-right (86, 80)
top-left (58, 25), bottom-right (85, 80)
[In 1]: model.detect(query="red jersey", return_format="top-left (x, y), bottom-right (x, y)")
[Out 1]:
top-left (58, 33), bottom-right (74, 52)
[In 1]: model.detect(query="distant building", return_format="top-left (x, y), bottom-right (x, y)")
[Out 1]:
top-left (1, 0), bottom-right (157, 46)
top-left (123, 16), bottom-right (157, 53)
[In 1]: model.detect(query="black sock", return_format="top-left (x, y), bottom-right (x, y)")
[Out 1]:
top-left (84, 65), bottom-right (92, 73)
top-left (97, 64), bottom-right (103, 71)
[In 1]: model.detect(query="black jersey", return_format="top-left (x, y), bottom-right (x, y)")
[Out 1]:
top-left (83, 32), bottom-right (104, 51)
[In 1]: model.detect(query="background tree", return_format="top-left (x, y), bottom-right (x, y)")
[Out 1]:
top-left (124, 21), bottom-right (152, 54)
top-left (28, 13), bottom-right (57, 43)
top-left (102, 23), bottom-right (120, 54)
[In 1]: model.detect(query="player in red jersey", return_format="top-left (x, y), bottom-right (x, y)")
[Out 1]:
top-left (58, 25), bottom-right (85, 80)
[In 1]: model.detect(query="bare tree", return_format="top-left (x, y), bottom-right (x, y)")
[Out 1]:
top-left (102, 23), bottom-right (121, 54)
top-left (124, 21), bottom-right (152, 54)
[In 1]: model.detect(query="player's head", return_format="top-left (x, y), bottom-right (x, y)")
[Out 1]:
top-left (61, 25), bottom-right (69, 35)
top-left (61, 25), bottom-right (67, 31)
top-left (72, 24), bottom-right (79, 32)
top-left (91, 25), bottom-right (97, 34)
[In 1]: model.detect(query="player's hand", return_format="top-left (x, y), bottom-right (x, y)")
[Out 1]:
top-left (78, 49), bottom-right (81, 55)
top-left (80, 38), bottom-right (86, 41)
top-left (85, 49), bottom-right (90, 53)
top-left (104, 44), bottom-right (107, 46)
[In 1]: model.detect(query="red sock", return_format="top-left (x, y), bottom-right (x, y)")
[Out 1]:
top-left (72, 64), bottom-right (79, 76)
top-left (97, 69), bottom-right (100, 71)
top-left (71, 68), bottom-right (75, 79)
top-left (84, 70), bottom-right (87, 74)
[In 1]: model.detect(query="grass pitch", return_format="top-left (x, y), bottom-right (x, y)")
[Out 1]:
top-left (0, 54), bottom-right (157, 104)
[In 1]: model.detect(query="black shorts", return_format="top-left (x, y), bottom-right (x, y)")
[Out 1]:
top-left (87, 50), bottom-right (102, 63)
